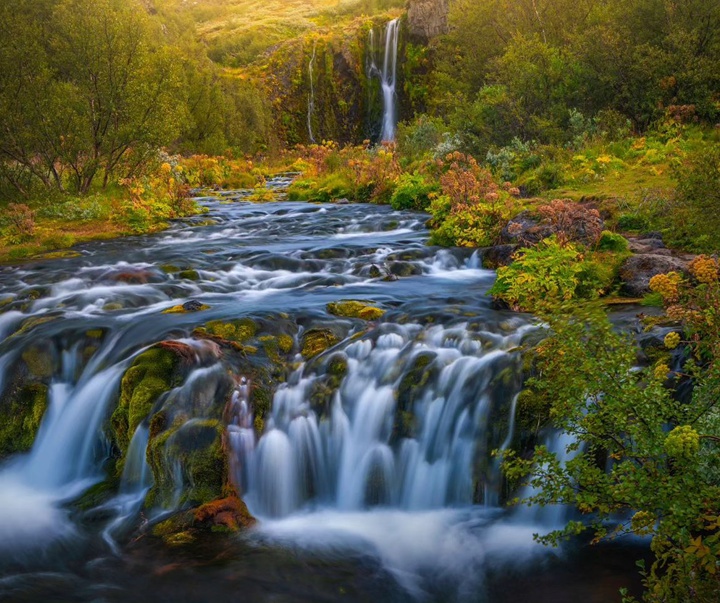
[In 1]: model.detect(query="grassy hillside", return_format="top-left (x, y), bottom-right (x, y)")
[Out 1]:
top-left (155, 0), bottom-right (404, 66)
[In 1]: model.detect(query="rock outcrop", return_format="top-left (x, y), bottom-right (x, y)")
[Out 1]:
top-left (407, 0), bottom-right (450, 41)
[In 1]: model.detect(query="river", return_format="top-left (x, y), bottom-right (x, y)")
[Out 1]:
top-left (0, 181), bottom-right (645, 602)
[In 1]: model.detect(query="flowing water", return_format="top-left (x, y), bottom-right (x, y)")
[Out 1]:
top-left (307, 40), bottom-right (317, 144)
top-left (368, 19), bottom-right (400, 142)
top-left (0, 181), bottom-right (645, 601)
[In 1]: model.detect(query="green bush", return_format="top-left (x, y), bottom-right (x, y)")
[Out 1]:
top-left (489, 237), bottom-right (609, 311)
top-left (671, 144), bottom-right (720, 252)
top-left (597, 231), bottom-right (630, 252)
top-left (389, 173), bottom-right (438, 211)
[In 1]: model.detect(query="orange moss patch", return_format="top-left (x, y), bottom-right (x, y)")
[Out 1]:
top-left (194, 496), bottom-right (256, 531)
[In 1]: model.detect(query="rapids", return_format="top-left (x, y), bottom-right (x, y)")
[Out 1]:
top-left (0, 180), bottom-right (645, 602)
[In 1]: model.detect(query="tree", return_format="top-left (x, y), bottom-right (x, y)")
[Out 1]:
top-left (504, 296), bottom-right (720, 601)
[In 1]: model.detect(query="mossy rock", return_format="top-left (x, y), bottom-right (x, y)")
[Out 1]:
top-left (202, 318), bottom-right (257, 343)
top-left (163, 303), bottom-right (211, 314)
top-left (178, 270), bottom-right (201, 281)
top-left (301, 328), bottom-right (341, 359)
top-left (111, 347), bottom-right (180, 454)
top-left (146, 419), bottom-right (227, 508)
top-left (11, 315), bottom-right (57, 338)
top-left (0, 382), bottom-right (48, 458)
top-left (327, 300), bottom-right (385, 321)
top-left (20, 345), bottom-right (55, 380)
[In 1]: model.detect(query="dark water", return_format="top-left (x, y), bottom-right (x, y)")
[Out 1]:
top-left (0, 187), bottom-right (646, 602)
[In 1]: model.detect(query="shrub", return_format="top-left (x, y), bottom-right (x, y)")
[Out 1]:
top-left (671, 144), bottom-right (720, 252)
top-left (2, 203), bottom-right (36, 243)
top-left (428, 152), bottom-right (519, 247)
top-left (597, 231), bottom-right (630, 252)
top-left (389, 173), bottom-right (438, 211)
top-left (490, 237), bottom-right (609, 311)
top-left (537, 199), bottom-right (603, 247)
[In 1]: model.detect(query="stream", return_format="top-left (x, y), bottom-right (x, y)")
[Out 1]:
top-left (0, 181), bottom-right (646, 602)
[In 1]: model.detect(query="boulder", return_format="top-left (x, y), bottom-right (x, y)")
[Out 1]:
top-left (620, 254), bottom-right (690, 297)
top-left (482, 244), bottom-right (518, 269)
top-left (407, 0), bottom-right (450, 41)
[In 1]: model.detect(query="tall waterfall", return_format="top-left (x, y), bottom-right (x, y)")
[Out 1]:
top-left (368, 18), bottom-right (401, 142)
top-left (307, 40), bottom-right (317, 144)
top-left (231, 322), bottom-right (533, 519)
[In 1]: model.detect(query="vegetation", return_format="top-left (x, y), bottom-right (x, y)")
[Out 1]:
top-left (503, 258), bottom-right (720, 601)
top-left (1, 0), bottom-right (719, 599)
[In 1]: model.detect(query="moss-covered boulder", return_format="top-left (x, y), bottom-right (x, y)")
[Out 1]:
top-left (111, 347), bottom-right (181, 454)
top-left (327, 300), bottom-right (386, 320)
top-left (146, 418), bottom-right (227, 508)
top-left (301, 328), bottom-right (341, 359)
top-left (0, 382), bottom-right (48, 457)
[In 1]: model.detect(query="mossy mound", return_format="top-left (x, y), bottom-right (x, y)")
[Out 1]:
top-left (301, 328), bottom-right (341, 359)
top-left (199, 318), bottom-right (257, 342)
top-left (163, 303), bottom-right (211, 314)
top-left (394, 352), bottom-right (437, 441)
top-left (20, 345), bottom-right (55, 380)
top-left (146, 418), bottom-right (227, 508)
top-left (111, 347), bottom-right (181, 454)
top-left (0, 382), bottom-right (48, 457)
top-left (327, 300), bottom-right (385, 321)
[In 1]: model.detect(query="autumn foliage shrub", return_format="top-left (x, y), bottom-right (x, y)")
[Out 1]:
top-left (428, 152), bottom-right (519, 247)
top-left (2, 203), bottom-right (36, 242)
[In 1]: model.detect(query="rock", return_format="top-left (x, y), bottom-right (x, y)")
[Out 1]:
top-left (327, 300), bottom-right (385, 320)
top-left (408, 0), bottom-right (450, 41)
top-left (620, 254), bottom-right (690, 297)
top-left (628, 238), bottom-right (667, 254)
top-left (162, 300), bottom-right (211, 314)
top-left (500, 212), bottom-right (555, 246)
top-left (194, 496), bottom-right (256, 531)
top-left (502, 201), bottom-right (604, 247)
top-left (482, 245), bottom-right (518, 269)
top-left (301, 328), bottom-right (341, 359)
top-left (334, 198), bottom-right (351, 205)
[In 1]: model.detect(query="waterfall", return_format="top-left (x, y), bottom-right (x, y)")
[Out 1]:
top-left (234, 323), bottom-right (531, 519)
top-left (368, 19), bottom-right (401, 142)
top-left (307, 40), bottom-right (317, 144)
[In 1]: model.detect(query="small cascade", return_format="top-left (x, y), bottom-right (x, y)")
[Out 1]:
top-left (102, 424), bottom-right (153, 549)
top-left (0, 346), bottom-right (126, 549)
top-left (368, 18), bottom-right (401, 142)
top-left (307, 40), bottom-right (317, 144)
top-left (236, 323), bottom-right (533, 519)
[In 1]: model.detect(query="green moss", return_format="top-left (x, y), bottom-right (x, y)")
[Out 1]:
top-left (277, 334), bottom-right (294, 354)
top-left (111, 348), bottom-right (179, 453)
top-left (21, 346), bottom-right (54, 380)
top-left (85, 329), bottom-right (104, 339)
top-left (327, 300), bottom-right (385, 320)
top-left (203, 318), bottom-right (257, 342)
top-left (11, 316), bottom-right (56, 338)
top-left (146, 419), bottom-right (227, 508)
top-left (178, 269), bottom-right (201, 281)
top-left (160, 265), bottom-right (181, 274)
top-left (0, 382), bottom-right (48, 457)
top-left (163, 303), bottom-right (211, 314)
top-left (301, 328), bottom-right (340, 359)
top-left (597, 231), bottom-right (631, 253)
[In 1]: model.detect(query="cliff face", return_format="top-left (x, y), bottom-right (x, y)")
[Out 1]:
top-left (407, 0), bottom-right (449, 41)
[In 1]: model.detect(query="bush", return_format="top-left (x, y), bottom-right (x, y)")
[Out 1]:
top-left (596, 231), bottom-right (630, 252)
top-left (427, 153), bottom-right (519, 247)
top-left (489, 237), bottom-right (609, 311)
top-left (671, 144), bottom-right (720, 252)
top-left (389, 173), bottom-right (438, 211)
top-left (1, 203), bottom-right (36, 243)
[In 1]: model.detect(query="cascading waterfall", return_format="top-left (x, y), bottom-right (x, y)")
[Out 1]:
top-left (368, 19), bottom-right (400, 142)
top-left (307, 40), bottom-right (317, 144)
top-left (234, 322), bottom-right (535, 519)
top-left (0, 345), bottom-right (126, 550)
